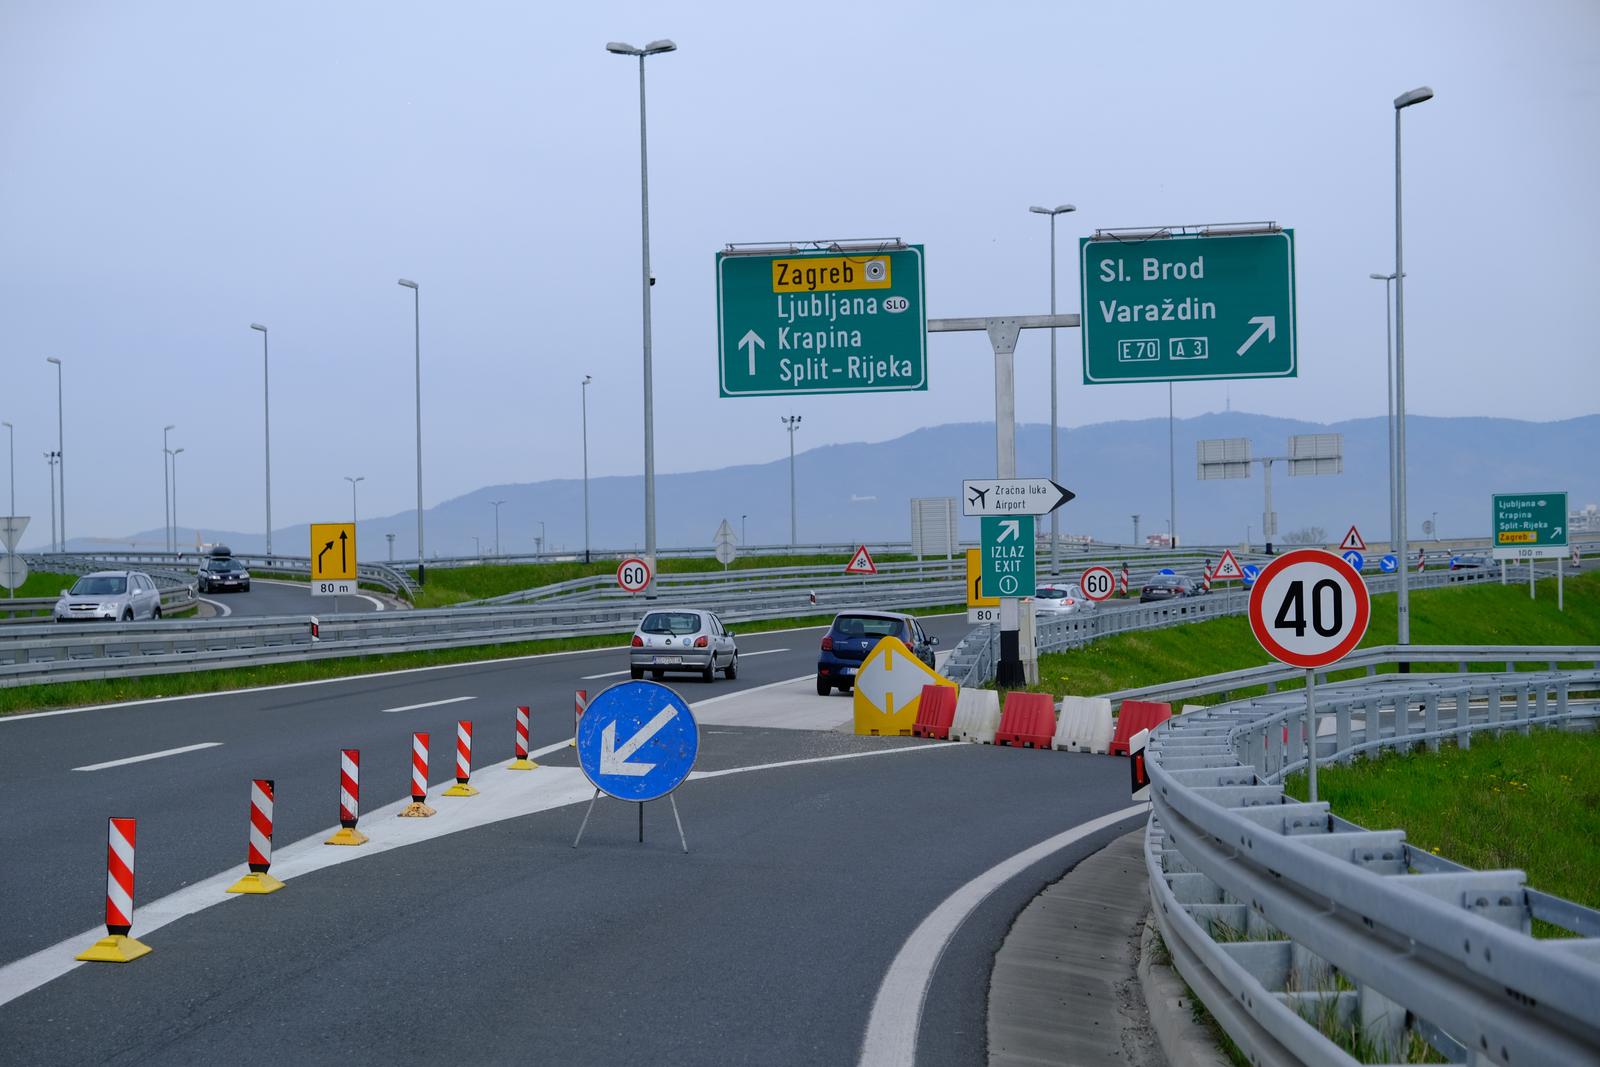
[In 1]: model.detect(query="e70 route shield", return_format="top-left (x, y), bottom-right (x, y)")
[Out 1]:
top-left (576, 681), bottom-right (699, 802)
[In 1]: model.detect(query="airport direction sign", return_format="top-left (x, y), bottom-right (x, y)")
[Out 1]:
top-left (1080, 230), bottom-right (1296, 384)
top-left (962, 478), bottom-right (1075, 517)
top-left (716, 245), bottom-right (927, 397)
top-left (576, 681), bottom-right (699, 802)
top-left (1491, 491), bottom-right (1568, 560)
top-left (980, 516), bottom-right (1035, 599)
top-left (309, 522), bottom-right (357, 596)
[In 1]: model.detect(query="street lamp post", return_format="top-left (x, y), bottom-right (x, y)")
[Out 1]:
top-left (1029, 203), bottom-right (1075, 576)
top-left (607, 37), bottom-right (676, 595)
top-left (398, 279), bottom-right (424, 585)
top-left (346, 476), bottom-right (365, 527)
top-left (162, 425), bottom-right (175, 553)
top-left (1369, 272), bottom-right (1399, 551)
top-left (491, 500), bottom-right (506, 557)
top-left (1132, 514), bottom-right (1140, 546)
top-left (581, 375), bottom-right (592, 563)
top-left (1392, 85), bottom-right (1434, 654)
top-left (782, 415), bottom-right (802, 546)
top-left (45, 452), bottom-right (58, 552)
top-left (471, 535), bottom-right (481, 558)
top-left (46, 358), bottom-right (63, 552)
top-left (2, 420), bottom-right (11, 598)
top-left (538, 520), bottom-right (546, 557)
top-left (170, 448), bottom-right (184, 547)
top-left (248, 325), bottom-right (272, 559)
top-left (741, 514), bottom-right (747, 547)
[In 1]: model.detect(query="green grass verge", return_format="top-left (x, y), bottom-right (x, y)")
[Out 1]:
top-left (4, 570), bottom-right (78, 600)
top-left (1020, 570), bottom-right (1600, 701)
top-left (0, 603), bottom-right (961, 718)
top-left (1284, 729), bottom-right (1600, 916)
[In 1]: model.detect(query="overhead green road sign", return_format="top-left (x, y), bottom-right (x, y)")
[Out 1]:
top-left (1080, 230), bottom-right (1296, 384)
top-left (980, 515), bottom-right (1036, 598)
top-left (716, 245), bottom-right (927, 397)
top-left (1492, 491), bottom-right (1568, 560)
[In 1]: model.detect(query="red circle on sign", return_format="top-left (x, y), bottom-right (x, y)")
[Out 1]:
top-left (1079, 565), bottom-right (1116, 602)
top-left (616, 557), bottom-right (652, 593)
top-left (1247, 549), bottom-right (1370, 668)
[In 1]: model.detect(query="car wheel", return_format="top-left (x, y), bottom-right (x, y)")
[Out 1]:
top-left (724, 654), bottom-right (738, 680)
top-left (630, 667), bottom-right (644, 680)
top-left (153, 607), bottom-right (162, 620)
top-left (121, 610), bottom-right (134, 622)
top-left (701, 660), bottom-right (716, 683)
top-left (816, 676), bottom-right (831, 696)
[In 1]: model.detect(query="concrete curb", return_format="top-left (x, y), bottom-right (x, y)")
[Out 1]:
top-left (1137, 917), bottom-right (1233, 1067)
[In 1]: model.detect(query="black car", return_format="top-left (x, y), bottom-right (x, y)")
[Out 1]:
top-left (198, 555), bottom-right (251, 593)
top-left (816, 610), bottom-right (938, 696)
top-left (1139, 574), bottom-right (1205, 602)
top-left (1451, 553), bottom-right (1492, 570)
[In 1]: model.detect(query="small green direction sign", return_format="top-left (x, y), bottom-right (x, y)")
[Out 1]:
top-left (716, 245), bottom-right (927, 397)
top-left (1080, 230), bottom-right (1296, 384)
top-left (980, 515), bottom-right (1035, 598)
top-left (1491, 491), bottom-right (1568, 560)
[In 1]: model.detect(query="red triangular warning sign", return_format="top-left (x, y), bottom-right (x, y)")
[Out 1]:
top-left (844, 545), bottom-right (878, 575)
top-left (1211, 549), bottom-right (1244, 580)
top-left (1339, 525), bottom-right (1367, 552)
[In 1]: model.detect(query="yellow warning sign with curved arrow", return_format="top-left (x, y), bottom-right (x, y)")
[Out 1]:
top-left (853, 636), bottom-right (954, 736)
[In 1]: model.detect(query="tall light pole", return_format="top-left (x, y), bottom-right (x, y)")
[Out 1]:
top-left (581, 375), bottom-right (592, 563)
top-left (45, 452), bottom-right (58, 552)
top-left (782, 415), bottom-right (802, 546)
top-left (1029, 203), bottom-right (1075, 575)
top-left (471, 535), bottom-right (481, 558)
top-left (162, 424), bottom-right (175, 553)
top-left (248, 324), bottom-right (272, 558)
top-left (170, 447), bottom-right (184, 548)
top-left (538, 520), bottom-right (546, 556)
top-left (741, 514), bottom-right (747, 546)
top-left (2, 420), bottom-right (11, 599)
top-left (491, 499), bottom-right (506, 557)
top-left (1369, 272), bottom-right (1399, 550)
top-left (1392, 85), bottom-right (1433, 653)
top-left (607, 37), bottom-right (676, 594)
top-left (46, 358), bottom-right (63, 552)
top-left (346, 476), bottom-right (365, 527)
top-left (398, 279), bottom-right (424, 585)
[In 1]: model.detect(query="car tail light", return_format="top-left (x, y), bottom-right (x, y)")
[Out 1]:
top-left (694, 635), bottom-right (708, 648)
top-left (1065, 598), bottom-right (1075, 606)
top-left (631, 635), bottom-right (643, 647)
top-left (821, 635), bottom-right (833, 651)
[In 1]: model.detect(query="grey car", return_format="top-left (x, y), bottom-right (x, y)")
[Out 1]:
top-left (54, 571), bottom-right (164, 622)
top-left (629, 608), bottom-right (738, 682)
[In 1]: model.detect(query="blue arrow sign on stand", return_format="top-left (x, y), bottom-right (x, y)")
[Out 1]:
top-left (1342, 550), bottom-right (1364, 571)
top-left (1241, 564), bottom-right (1260, 587)
top-left (1379, 554), bottom-right (1398, 573)
top-left (576, 681), bottom-right (699, 802)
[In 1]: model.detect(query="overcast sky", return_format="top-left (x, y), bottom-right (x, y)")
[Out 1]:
top-left (2, 0), bottom-right (1596, 549)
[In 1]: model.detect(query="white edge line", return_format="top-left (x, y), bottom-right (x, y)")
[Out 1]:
top-left (688, 741), bottom-right (964, 781)
top-left (581, 670), bottom-right (631, 681)
top-left (196, 596), bottom-right (231, 618)
top-left (72, 741), bottom-right (224, 772)
top-left (857, 803), bottom-right (1150, 1067)
top-left (736, 648), bottom-right (789, 657)
top-left (380, 695), bottom-right (476, 714)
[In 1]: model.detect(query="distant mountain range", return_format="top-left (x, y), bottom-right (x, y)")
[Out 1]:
top-left (49, 412), bottom-right (1600, 560)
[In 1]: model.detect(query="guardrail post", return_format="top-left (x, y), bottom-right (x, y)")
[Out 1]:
top-left (1357, 984), bottom-right (1407, 1061)
top-left (1423, 693), bottom-right (1440, 753)
top-left (1515, 686), bottom-right (1531, 735)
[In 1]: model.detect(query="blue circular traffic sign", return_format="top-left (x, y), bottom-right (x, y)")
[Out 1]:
top-left (1342, 550), bottom-right (1364, 571)
top-left (1241, 564), bottom-right (1260, 586)
top-left (1158, 568), bottom-right (1176, 576)
top-left (1379, 554), bottom-right (1398, 573)
top-left (576, 681), bottom-right (699, 802)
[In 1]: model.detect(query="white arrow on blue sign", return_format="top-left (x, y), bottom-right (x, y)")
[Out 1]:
top-left (576, 681), bottom-right (699, 802)
top-left (1241, 564), bottom-right (1260, 586)
top-left (1342, 550), bottom-right (1364, 571)
top-left (1379, 554), bottom-right (1398, 573)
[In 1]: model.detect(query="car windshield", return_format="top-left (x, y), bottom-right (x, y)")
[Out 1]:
top-left (71, 576), bottom-right (127, 595)
top-left (1148, 577), bottom-right (1183, 588)
top-left (640, 612), bottom-right (703, 636)
top-left (833, 615), bottom-right (904, 638)
top-left (213, 560), bottom-right (241, 572)
top-left (1035, 587), bottom-right (1068, 599)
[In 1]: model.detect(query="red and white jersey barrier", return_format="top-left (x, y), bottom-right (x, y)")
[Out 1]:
top-left (326, 749), bottom-right (369, 845)
top-left (228, 779), bottom-right (286, 893)
top-left (75, 817), bottom-right (152, 962)
top-left (444, 720), bottom-right (478, 797)
top-left (510, 705), bottom-right (537, 770)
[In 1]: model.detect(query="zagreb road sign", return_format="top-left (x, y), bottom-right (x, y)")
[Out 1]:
top-left (1079, 565), bottom-right (1116, 602)
top-left (576, 681), bottom-right (698, 802)
top-left (1080, 230), bottom-right (1296, 384)
top-left (617, 557), bottom-right (652, 593)
top-left (1491, 491), bottom-right (1568, 560)
top-left (980, 516), bottom-right (1035, 599)
top-left (1248, 549), bottom-right (1370, 669)
top-left (962, 478), bottom-right (1075, 517)
top-left (309, 522), bottom-right (357, 596)
top-left (716, 245), bottom-right (927, 397)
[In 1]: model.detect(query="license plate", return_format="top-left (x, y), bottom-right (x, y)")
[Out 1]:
top-left (840, 667), bottom-right (857, 676)
top-left (654, 656), bottom-right (682, 665)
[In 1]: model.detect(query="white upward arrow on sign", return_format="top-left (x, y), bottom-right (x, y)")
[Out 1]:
top-left (599, 707), bottom-right (677, 777)
top-left (1236, 315), bottom-right (1276, 356)
top-left (739, 330), bottom-right (765, 375)
top-left (996, 519), bottom-right (1021, 543)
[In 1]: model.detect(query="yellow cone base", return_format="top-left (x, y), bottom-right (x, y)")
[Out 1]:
top-left (324, 826), bottom-right (369, 846)
top-left (226, 871), bottom-right (286, 894)
top-left (507, 758), bottom-right (538, 771)
top-left (442, 782), bottom-right (478, 797)
top-left (569, 738), bottom-right (576, 748)
top-left (76, 934), bottom-right (152, 963)
top-left (398, 801), bottom-right (436, 818)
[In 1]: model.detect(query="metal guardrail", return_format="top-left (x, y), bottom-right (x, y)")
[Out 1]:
top-left (31, 551), bottom-right (417, 598)
top-left (1143, 648), bottom-right (1600, 1064)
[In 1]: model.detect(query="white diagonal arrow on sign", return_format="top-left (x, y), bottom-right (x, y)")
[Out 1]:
top-left (996, 519), bottom-right (1021, 543)
top-left (739, 329), bottom-right (765, 375)
top-left (599, 707), bottom-right (677, 777)
top-left (1236, 315), bottom-right (1276, 357)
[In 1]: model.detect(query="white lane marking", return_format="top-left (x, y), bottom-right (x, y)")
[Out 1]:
top-left (737, 648), bottom-right (789, 657)
top-left (582, 647), bottom-right (793, 681)
top-left (689, 673), bottom-right (813, 709)
top-left (351, 592), bottom-right (385, 612)
top-left (380, 695), bottom-right (476, 714)
top-left (689, 742), bottom-right (963, 781)
top-left (856, 804), bottom-right (1149, 1067)
top-left (72, 742), bottom-right (223, 772)
top-left (0, 738), bottom-right (951, 1006)
top-left (581, 669), bottom-right (631, 680)
top-left (197, 596), bottom-right (232, 618)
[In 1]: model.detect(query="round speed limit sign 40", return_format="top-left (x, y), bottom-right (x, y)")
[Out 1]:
top-left (1247, 549), bottom-right (1370, 669)
top-left (1079, 565), bottom-right (1116, 603)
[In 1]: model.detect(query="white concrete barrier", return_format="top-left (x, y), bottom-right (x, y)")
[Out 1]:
top-left (951, 688), bottom-right (1000, 744)
top-left (1052, 695), bottom-right (1113, 754)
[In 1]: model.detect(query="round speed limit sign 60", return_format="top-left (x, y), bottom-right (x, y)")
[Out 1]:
top-left (1079, 565), bottom-right (1116, 603)
top-left (616, 556), bottom-right (653, 593)
top-left (1247, 549), bottom-right (1370, 669)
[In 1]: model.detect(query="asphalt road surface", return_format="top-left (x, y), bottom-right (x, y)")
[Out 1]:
top-left (196, 576), bottom-right (385, 618)
top-left (0, 611), bottom-right (1147, 1064)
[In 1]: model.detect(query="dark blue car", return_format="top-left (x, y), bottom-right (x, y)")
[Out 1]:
top-left (816, 610), bottom-right (938, 696)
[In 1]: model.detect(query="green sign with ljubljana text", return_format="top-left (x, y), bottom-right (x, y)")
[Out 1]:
top-left (1080, 230), bottom-right (1296, 384)
top-left (1491, 491), bottom-right (1567, 560)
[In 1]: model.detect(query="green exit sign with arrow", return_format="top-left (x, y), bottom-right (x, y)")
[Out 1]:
top-left (980, 515), bottom-right (1036, 598)
top-left (1079, 230), bottom-right (1296, 384)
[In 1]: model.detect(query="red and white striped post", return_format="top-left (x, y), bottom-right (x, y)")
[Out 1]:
top-left (571, 689), bottom-right (588, 748)
top-left (75, 817), bottom-right (152, 963)
top-left (227, 779), bottom-right (286, 893)
top-left (509, 706), bottom-right (537, 770)
top-left (326, 749), bottom-right (369, 845)
top-left (399, 731), bottom-right (436, 817)
top-left (443, 720), bottom-right (478, 797)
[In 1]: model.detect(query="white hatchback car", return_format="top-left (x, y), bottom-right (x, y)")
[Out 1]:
top-left (629, 608), bottom-right (738, 682)
top-left (54, 571), bottom-right (164, 622)
top-left (1032, 583), bottom-right (1097, 616)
